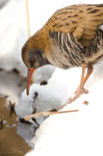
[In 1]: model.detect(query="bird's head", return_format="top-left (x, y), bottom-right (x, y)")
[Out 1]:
top-left (22, 31), bottom-right (49, 95)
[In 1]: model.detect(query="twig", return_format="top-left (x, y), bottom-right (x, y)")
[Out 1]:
top-left (25, 0), bottom-right (30, 38)
top-left (25, 0), bottom-right (35, 83)
top-left (24, 110), bottom-right (79, 121)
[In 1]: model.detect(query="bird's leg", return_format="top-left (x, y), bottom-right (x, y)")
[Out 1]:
top-left (73, 63), bottom-right (93, 99)
top-left (60, 64), bottom-right (93, 109)
top-left (81, 64), bottom-right (93, 88)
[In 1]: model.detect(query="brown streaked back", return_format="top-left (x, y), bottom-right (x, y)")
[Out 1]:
top-left (43, 4), bottom-right (103, 47)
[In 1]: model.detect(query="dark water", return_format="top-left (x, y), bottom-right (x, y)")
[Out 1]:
top-left (0, 97), bottom-right (32, 156)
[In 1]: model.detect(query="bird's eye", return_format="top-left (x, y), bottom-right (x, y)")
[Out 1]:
top-left (29, 57), bottom-right (34, 67)
top-left (29, 57), bottom-right (34, 62)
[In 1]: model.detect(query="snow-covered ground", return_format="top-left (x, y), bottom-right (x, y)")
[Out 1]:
top-left (16, 61), bottom-right (103, 156)
top-left (0, 0), bottom-right (103, 156)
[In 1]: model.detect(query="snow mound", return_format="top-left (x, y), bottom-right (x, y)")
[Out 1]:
top-left (25, 64), bottom-right (103, 156)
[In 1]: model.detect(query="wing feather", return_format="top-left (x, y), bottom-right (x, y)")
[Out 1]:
top-left (45, 4), bottom-right (103, 47)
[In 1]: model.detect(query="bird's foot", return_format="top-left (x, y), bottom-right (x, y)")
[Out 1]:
top-left (60, 87), bottom-right (88, 110)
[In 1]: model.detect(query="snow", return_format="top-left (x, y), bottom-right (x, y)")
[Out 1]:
top-left (16, 61), bottom-right (103, 156)
top-left (0, 0), bottom-right (27, 76)
top-left (34, 65), bottom-right (55, 84)
top-left (1, 0), bottom-right (103, 156)
top-left (0, 70), bottom-right (26, 104)
top-left (24, 62), bottom-right (103, 156)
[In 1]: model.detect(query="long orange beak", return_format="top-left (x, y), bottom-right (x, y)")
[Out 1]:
top-left (27, 67), bottom-right (35, 95)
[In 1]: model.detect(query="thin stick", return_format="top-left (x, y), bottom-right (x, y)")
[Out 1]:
top-left (25, 0), bottom-right (35, 83)
top-left (24, 110), bottom-right (79, 121)
top-left (25, 0), bottom-right (31, 38)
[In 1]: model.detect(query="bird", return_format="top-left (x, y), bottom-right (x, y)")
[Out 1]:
top-left (22, 4), bottom-right (103, 108)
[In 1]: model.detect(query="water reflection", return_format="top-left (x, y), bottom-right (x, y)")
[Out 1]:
top-left (0, 96), bottom-right (32, 156)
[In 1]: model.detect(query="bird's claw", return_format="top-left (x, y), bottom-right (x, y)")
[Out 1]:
top-left (60, 88), bottom-right (89, 110)
top-left (75, 87), bottom-right (88, 94)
